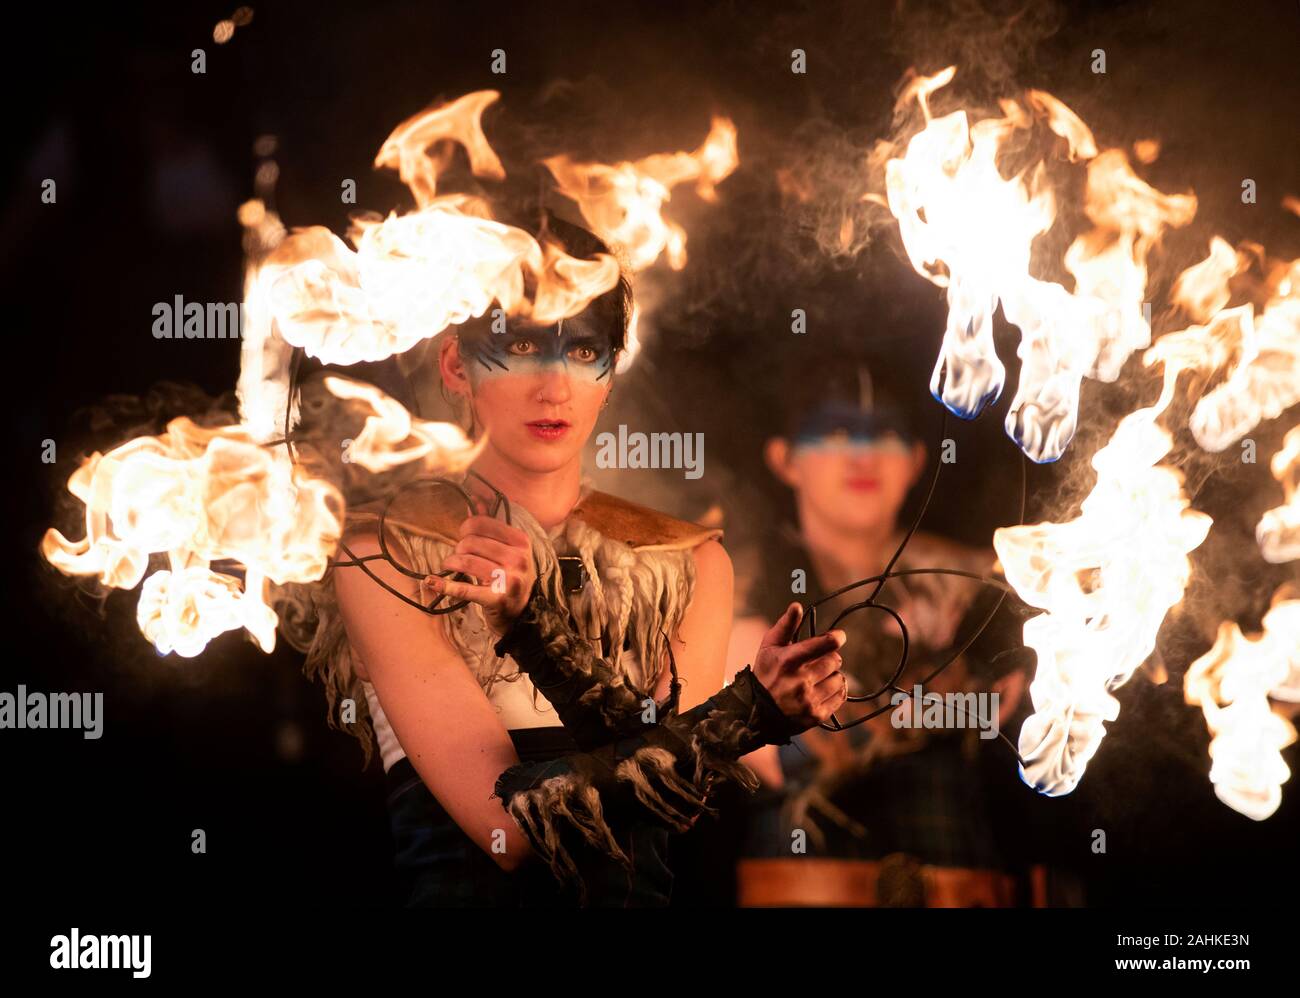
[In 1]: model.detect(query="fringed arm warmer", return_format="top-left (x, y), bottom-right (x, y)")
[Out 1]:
top-left (491, 660), bottom-right (803, 892)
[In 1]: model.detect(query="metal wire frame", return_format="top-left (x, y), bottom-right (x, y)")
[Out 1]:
top-left (329, 469), bottom-right (511, 616)
top-left (792, 408), bottom-right (1031, 766)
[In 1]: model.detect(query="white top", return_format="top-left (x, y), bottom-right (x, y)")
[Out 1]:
top-left (361, 662), bottom-right (564, 774)
top-left (361, 642), bottom-right (656, 774)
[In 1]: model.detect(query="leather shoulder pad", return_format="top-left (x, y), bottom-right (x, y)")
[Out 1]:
top-left (571, 490), bottom-right (723, 551)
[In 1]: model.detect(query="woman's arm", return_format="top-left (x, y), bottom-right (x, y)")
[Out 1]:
top-left (332, 533), bottom-right (535, 873)
top-left (469, 534), bottom-right (737, 749)
top-left (656, 538), bottom-right (731, 710)
top-left (674, 543), bottom-right (785, 789)
top-left (489, 605), bottom-right (846, 887)
top-left (726, 614), bottom-right (786, 789)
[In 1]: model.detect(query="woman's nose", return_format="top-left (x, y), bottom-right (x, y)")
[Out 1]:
top-left (535, 364), bottom-right (573, 403)
top-left (847, 448), bottom-right (879, 470)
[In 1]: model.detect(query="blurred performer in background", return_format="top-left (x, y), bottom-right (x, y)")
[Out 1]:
top-left (712, 364), bottom-right (1044, 906)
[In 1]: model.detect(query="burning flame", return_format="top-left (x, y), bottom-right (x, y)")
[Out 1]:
top-left (40, 378), bottom-right (480, 657)
top-left (41, 417), bottom-right (344, 656)
top-left (543, 117), bottom-right (738, 273)
top-left (1185, 595), bottom-right (1300, 820)
top-left (1182, 260), bottom-right (1300, 453)
top-left (994, 367), bottom-right (1212, 795)
top-left (1258, 426), bottom-right (1300, 564)
top-left (881, 68), bottom-right (1299, 816)
top-left (883, 67), bottom-right (1194, 462)
top-left (373, 91), bottom-right (506, 208)
top-left (324, 376), bottom-right (484, 474)
top-left (254, 91), bottom-right (623, 373)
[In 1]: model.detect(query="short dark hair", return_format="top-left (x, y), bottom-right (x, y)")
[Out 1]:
top-left (776, 358), bottom-right (926, 444)
top-left (537, 212), bottom-right (634, 355)
top-left (455, 210), bottom-right (633, 355)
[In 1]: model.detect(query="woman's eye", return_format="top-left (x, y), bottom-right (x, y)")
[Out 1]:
top-left (507, 339), bottom-right (538, 356)
top-left (568, 345), bottom-right (599, 363)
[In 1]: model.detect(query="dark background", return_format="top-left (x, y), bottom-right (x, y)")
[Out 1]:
top-left (4, 0), bottom-right (1298, 909)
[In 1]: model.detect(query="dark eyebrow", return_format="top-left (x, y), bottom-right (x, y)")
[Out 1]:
top-left (564, 333), bottom-right (606, 349)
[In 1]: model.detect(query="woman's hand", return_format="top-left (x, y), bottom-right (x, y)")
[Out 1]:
top-left (425, 514), bottom-right (537, 637)
top-left (752, 601), bottom-right (848, 729)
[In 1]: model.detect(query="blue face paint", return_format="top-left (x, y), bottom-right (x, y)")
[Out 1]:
top-left (790, 400), bottom-right (919, 455)
top-left (460, 315), bottom-right (615, 385)
top-left (793, 432), bottom-right (911, 456)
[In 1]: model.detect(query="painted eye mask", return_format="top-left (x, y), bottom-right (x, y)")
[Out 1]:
top-left (791, 400), bottom-right (918, 455)
top-left (459, 317), bottom-right (615, 385)
top-left (794, 432), bottom-right (912, 456)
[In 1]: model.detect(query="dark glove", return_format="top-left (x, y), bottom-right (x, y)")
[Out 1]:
top-left (492, 579), bottom-right (660, 750)
top-left (491, 664), bottom-right (804, 891)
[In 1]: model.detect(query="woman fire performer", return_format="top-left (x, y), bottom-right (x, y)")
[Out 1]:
top-left (272, 216), bottom-right (849, 907)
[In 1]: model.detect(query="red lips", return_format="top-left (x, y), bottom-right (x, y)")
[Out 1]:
top-left (526, 419), bottom-right (571, 441)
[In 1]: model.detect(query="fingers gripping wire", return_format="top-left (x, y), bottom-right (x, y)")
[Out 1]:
top-left (793, 409), bottom-right (1031, 766)
top-left (330, 470), bottom-right (512, 616)
top-left (274, 352), bottom-right (509, 616)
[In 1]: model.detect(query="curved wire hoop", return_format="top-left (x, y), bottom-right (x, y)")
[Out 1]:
top-left (330, 469), bottom-right (511, 616)
top-left (790, 408), bottom-right (1030, 766)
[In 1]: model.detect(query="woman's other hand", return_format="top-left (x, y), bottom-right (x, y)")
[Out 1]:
top-left (752, 601), bottom-right (848, 729)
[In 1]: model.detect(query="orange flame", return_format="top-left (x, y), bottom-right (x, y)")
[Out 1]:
top-left (323, 376), bottom-right (484, 474)
top-left (42, 375), bottom-right (480, 657)
top-left (41, 418), bottom-right (344, 655)
top-left (994, 365), bottom-right (1212, 795)
top-left (373, 90), bottom-right (506, 208)
top-left (1144, 252), bottom-right (1300, 452)
top-left (543, 117), bottom-right (738, 272)
top-left (1185, 595), bottom-right (1300, 820)
top-left (1258, 426), bottom-right (1300, 564)
top-left (255, 90), bottom-right (623, 374)
top-left (880, 68), bottom-right (1300, 816)
top-left (884, 68), bottom-right (1196, 461)
top-left (1170, 237), bottom-right (1243, 321)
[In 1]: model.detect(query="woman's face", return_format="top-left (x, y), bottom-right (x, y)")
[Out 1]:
top-left (768, 430), bottom-right (926, 535)
top-left (442, 308), bottom-right (616, 475)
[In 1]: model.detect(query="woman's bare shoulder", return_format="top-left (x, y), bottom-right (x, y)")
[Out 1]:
top-left (690, 536), bottom-right (733, 574)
